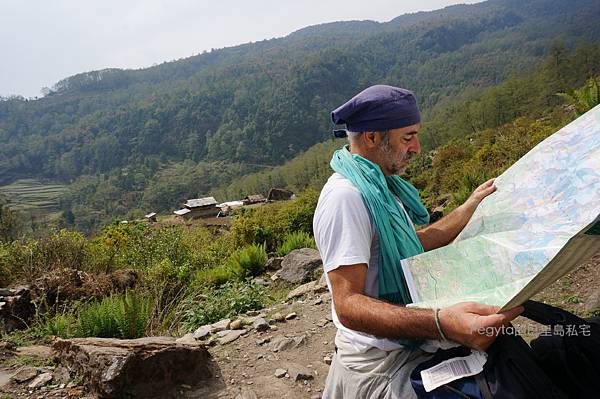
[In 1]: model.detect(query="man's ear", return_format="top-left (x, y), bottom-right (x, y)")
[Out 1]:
top-left (363, 131), bottom-right (378, 149)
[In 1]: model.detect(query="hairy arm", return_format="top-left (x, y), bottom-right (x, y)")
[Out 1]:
top-left (417, 178), bottom-right (496, 251)
top-left (329, 262), bottom-right (523, 350)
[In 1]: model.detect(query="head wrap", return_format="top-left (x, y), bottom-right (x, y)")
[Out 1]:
top-left (331, 85), bottom-right (420, 137)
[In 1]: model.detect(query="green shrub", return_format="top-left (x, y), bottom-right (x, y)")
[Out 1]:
top-left (76, 290), bottom-right (152, 339)
top-left (41, 312), bottom-right (76, 338)
top-left (194, 265), bottom-right (236, 287)
top-left (232, 189), bottom-right (319, 251)
top-left (276, 231), bottom-right (316, 256)
top-left (184, 281), bottom-right (266, 329)
top-left (228, 243), bottom-right (267, 278)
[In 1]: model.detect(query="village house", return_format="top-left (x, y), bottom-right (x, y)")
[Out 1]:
top-left (181, 197), bottom-right (220, 219)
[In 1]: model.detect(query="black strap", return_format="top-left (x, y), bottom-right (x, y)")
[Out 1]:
top-left (522, 300), bottom-right (586, 327)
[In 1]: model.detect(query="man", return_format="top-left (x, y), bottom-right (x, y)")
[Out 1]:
top-left (313, 85), bottom-right (523, 398)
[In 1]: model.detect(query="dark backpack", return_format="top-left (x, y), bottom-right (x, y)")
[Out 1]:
top-left (524, 300), bottom-right (600, 398)
top-left (410, 299), bottom-right (600, 399)
top-left (410, 331), bottom-right (568, 399)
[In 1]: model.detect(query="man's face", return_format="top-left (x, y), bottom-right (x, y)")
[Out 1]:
top-left (377, 123), bottom-right (421, 176)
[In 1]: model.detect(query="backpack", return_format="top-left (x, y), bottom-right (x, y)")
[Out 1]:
top-left (524, 300), bottom-right (600, 398)
top-left (410, 300), bottom-right (600, 398)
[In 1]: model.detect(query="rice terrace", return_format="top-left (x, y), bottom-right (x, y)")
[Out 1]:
top-left (0, 179), bottom-right (66, 227)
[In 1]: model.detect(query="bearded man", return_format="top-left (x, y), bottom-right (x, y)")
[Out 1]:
top-left (313, 85), bottom-right (523, 398)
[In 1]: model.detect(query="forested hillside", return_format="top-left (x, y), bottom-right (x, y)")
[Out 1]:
top-left (1, 0), bottom-right (599, 233)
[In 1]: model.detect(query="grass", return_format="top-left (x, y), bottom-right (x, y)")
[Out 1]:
top-left (276, 231), bottom-right (316, 257)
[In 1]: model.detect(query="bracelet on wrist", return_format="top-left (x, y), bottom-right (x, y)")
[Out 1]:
top-left (434, 308), bottom-right (448, 341)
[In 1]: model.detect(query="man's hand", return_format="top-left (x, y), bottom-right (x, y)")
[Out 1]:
top-left (463, 178), bottom-right (496, 211)
top-left (438, 302), bottom-right (523, 351)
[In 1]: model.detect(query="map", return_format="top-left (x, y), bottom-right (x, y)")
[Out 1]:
top-left (402, 104), bottom-right (600, 310)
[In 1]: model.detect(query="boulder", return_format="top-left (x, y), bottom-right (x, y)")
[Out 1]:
top-left (252, 317), bottom-right (269, 332)
top-left (210, 318), bottom-right (231, 333)
top-left (0, 285), bottom-right (34, 332)
top-left (286, 279), bottom-right (328, 300)
top-left (278, 249), bottom-right (323, 284)
top-left (11, 366), bottom-right (38, 383)
top-left (287, 363), bottom-right (314, 382)
top-left (28, 372), bottom-right (53, 389)
top-left (193, 325), bottom-right (211, 340)
top-left (53, 337), bottom-right (214, 398)
top-left (265, 257), bottom-right (284, 272)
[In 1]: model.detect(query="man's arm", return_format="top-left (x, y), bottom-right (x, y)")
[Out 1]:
top-left (329, 262), bottom-right (522, 351)
top-left (417, 178), bottom-right (496, 251)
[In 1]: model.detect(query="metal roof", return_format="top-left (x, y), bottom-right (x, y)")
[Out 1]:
top-left (174, 208), bottom-right (191, 216)
top-left (184, 197), bottom-right (217, 208)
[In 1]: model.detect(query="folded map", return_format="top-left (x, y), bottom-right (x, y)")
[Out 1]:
top-left (402, 104), bottom-right (600, 311)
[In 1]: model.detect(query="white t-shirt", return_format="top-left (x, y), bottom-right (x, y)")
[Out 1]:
top-left (313, 172), bottom-right (415, 352)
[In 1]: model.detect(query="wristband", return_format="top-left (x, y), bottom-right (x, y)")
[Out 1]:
top-left (434, 308), bottom-right (448, 341)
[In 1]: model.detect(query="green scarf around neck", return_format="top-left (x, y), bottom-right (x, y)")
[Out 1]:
top-left (330, 145), bottom-right (429, 305)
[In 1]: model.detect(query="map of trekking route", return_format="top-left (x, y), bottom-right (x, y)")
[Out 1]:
top-left (402, 104), bottom-right (600, 310)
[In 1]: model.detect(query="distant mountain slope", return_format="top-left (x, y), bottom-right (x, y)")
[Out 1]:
top-left (1, 0), bottom-right (599, 232)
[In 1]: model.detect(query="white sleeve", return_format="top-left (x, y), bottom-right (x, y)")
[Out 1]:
top-left (313, 186), bottom-right (374, 273)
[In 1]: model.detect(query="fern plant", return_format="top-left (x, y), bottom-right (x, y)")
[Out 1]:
top-left (276, 231), bottom-right (316, 257)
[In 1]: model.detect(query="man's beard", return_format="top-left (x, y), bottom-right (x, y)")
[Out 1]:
top-left (380, 144), bottom-right (412, 175)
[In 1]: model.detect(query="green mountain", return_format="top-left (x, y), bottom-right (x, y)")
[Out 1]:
top-left (1, 0), bottom-right (599, 233)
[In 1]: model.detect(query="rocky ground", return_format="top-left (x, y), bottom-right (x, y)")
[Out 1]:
top-left (1, 254), bottom-right (599, 399)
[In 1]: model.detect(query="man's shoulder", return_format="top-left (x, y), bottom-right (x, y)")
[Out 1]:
top-left (321, 173), bottom-right (361, 197)
top-left (316, 173), bottom-right (367, 217)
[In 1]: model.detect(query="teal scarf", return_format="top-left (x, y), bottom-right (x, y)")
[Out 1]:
top-left (330, 145), bottom-right (429, 305)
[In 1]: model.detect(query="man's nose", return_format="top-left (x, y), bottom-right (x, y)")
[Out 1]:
top-left (410, 137), bottom-right (421, 154)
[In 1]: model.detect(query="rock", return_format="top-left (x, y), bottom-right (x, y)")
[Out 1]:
top-left (323, 356), bottom-right (332, 365)
top-left (175, 333), bottom-right (196, 345)
top-left (230, 319), bottom-right (243, 330)
top-left (252, 278), bottom-right (270, 287)
top-left (287, 364), bottom-right (314, 382)
top-left (11, 366), bottom-right (38, 383)
top-left (252, 317), bottom-right (269, 332)
top-left (235, 387), bottom-right (259, 399)
top-left (256, 337), bottom-right (270, 345)
top-left (269, 336), bottom-right (295, 352)
top-left (265, 257), bottom-right (284, 272)
top-left (269, 334), bottom-right (305, 352)
top-left (216, 329), bottom-right (233, 337)
top-left (193, 325), bottom-right (211, 340)
top-left (311, 298), bottom-right (323, 306)
top-left (210, 318), bottom-right (231, 333)
top-left (53, 337), bottom-right (213, 398)
top-left (270, 274), bottom-right (280, 282)
top-left (274, 368), bottom-right (287, 378)
top-left (318, 272), bottom-right (327, 288)
top-left (246, 310), bottom-right (260, 316)
top-left (0, 285), bottom-right (34, 332)
top-left (270, 312), bottom-right (285, 322)
top-left (52, 365), bottom-right (71, 385)
top-left (16, 345), bottom-right (54, 359)
top-left (286, 281), bottom-right (317, 300)
top-left (584, 290), bottom-right (600, 313)
top-left (316, 319), bottom-right (329, 327)
top-left (293, 335), bottom-right (307, 348)
top-left (28, 372), bottom-right (53, 389)
top-left (285, 312), bottom-right (297, 320)
top-left (218, 330), bottom-right (246, 345)
top-left (279, 249), bottom-right (323, 284)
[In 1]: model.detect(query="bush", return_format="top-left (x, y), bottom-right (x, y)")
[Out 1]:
top-left (194, 265), bottom-right (236, 287)
top-left (276, 231), bottom-right (316, 256)
top-left (41, 312), bottom-right (76, 338)
top-left (184, 281), bottom-right (266, 329)
top-left (232, 189), bottom-right (319, 251)
top-left (76, 290), bottom-right (153, 339)
top-left (228, 243), bottom-right (267, 278)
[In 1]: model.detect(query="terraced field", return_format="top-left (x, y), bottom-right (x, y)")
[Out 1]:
top-left (0, 179), bottom-right (67, 229)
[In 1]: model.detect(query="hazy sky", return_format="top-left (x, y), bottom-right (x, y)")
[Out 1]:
top-left (0, 0), bottom-right (483, 98)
